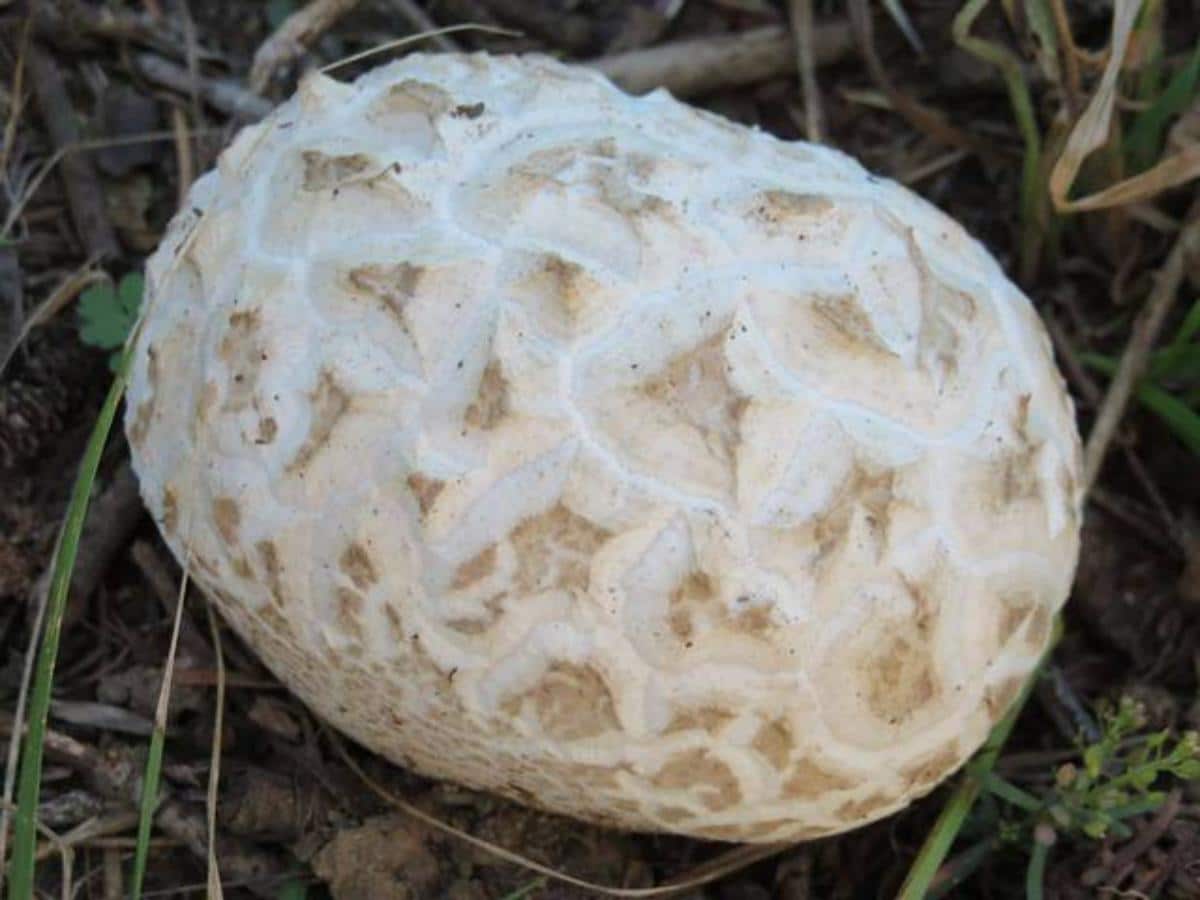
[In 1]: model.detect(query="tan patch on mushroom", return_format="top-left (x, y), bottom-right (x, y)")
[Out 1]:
top-left (301, 151), bottom-right (372, 191)
top-left (901, 745), bottom-right (961, 789)
top-left (372, 80), bottom-right (453, 119)
top-left (382, 603), bottom-right (404, 642)
top-left (161, 486), bottom-right (179, 535)
top-left (444, 595), bottom-right (503, 635)
top-left (339, 543), bottom-right (378, 590)
top-left (783, 758), bottom-right (854, 799)
top-left (640, 331), bottom-right (747, 490)
top-left (219, 309), bottom-right (265, 414)
top-left (752, 190), bottom-right (835, 228)
top-left (811, 293), bottom-right (894, 359)
top-left (654, 805), bottom-right (695, 825)
top-left (813, 465), bottom-right (897, 567)
top-left (406, 473), bottom-right (444, 517)
top-left (256, 540), bottom-right (285, 606)
top-left (862, 631), bottom-right (938, 725)
top-left (1023, 604), bottom-right (1052, 653)
top-left (256, 601), bottom-right (295, 639)
top-left (464, 360), bottom-right (509, 431)
top-left (256, 416), bottom-right (278, 445)
top-left (195, 381), bottom-right (219, 432)
top-left (212, 497), bottom-right (240, 546)
top-left (668, 571), bottom-right (716, 640)
top-left (996, 444), bottom-right (1043, 507)
top-left (288, 370), bottom-right (350, 473)
top-left (663, 706), bottom-right (735, 735)
top-left (451, 544), bottom-right (497, 590)
top-left (652, 749), bottom-right (741, 812)
top-left (668, 570), bottom-right (774, 644)
top-left (515, 253), bottom-right (604, 336)
top-left (335, 587), bottom-right (366, 639)
top-left (985, 675), bottom-right (1025, 719)
top-left (503, 662), bottom-right (619, 740)
top-left (510, 502), bottom-right (609, 595)
top-left (232, 556), bottom-right (253, 578)
top-left (834, 791), bottom-right (895, 824)
top-left (997, 593), bottom-right (1036, 648)
top-left (129, 344), bottom-right (159, 449)
top-left (751, 719), bottom-right (794, 771)
top-left (346, 262), bottom-right (423, 325)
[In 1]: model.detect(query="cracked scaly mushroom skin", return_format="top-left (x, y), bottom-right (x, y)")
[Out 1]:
top-left (125, 53), bottom-right (1083, 842)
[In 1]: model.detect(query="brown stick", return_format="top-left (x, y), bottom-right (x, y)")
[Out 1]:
top-left (0, 714), bottom-right (288, 899)
top-left (1082, 209), bottom-right (1200, 490)
top-left (137, 54), bottom-right (273, 122)
top-left (31, 461), bottom-right (146, 627)
top-left (27, 47), bottom-right (121, 260)
top-left (590, 22), bottom-right (854, 98)
top-left (31, 0), bottom-right (210, 61)
top-left (249, 0), bottom-right (364, 94)
top-left (787, 0), bottom-right (824, 142)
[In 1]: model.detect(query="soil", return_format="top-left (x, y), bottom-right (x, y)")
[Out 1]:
top-left (3, 1), bottom-right (1200, 898)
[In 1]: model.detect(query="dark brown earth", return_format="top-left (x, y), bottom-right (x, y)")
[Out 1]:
top-left (3, 1), bottom-right (1200, 898)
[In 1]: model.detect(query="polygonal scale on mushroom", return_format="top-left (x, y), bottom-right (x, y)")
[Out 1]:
top-left (126, 52), bottom-right (1083, 843)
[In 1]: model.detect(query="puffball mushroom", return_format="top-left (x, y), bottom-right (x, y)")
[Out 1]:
top-left (125, 52), bottom-right (1083, 843)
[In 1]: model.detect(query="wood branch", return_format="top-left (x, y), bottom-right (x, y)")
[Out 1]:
top-left (29, 461), bottom-right (146, 627)
top-left (0, 714), bottom-right (288, 899)
top-left (137, 55), bottom-right (273, 122)
top-left (590, 21), bottom-right (854, 98)
top-left (1082, 208), bottom-right (1200, 490)
top-left (28, 47), bottom-right (121, 260)
top-left (31, 0), bottom-right (216, 61)
top-left (249, 0), bottom-right (364, 94)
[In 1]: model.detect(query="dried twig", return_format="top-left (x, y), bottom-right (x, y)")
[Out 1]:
top-left (382, 0), bottom-right (460, 52)
top-left (170, 105), bottom-right (195, 210)
top-left (591, 22), bottom-right (854, 98)
top-left (847, 0), bottom-right (987, 158)
top-left (137, 55), bottom-right (272, 122)
top-left (1, 259), bottom-right (106, 378)
top-left (31, 461), bottom-right (145, 627)
top-left (1082, 209), bottom-right (1200, 489)
top-left (787, 0), bottom-right (824, 142)
top-left (28, 47), bottom-right (120, 260)
top-left (30, 0), bottom-right (214, 61)
top-left (249, 0), bottom-right (363, 94)
top-left (0, 714), bottom-right (287, 899)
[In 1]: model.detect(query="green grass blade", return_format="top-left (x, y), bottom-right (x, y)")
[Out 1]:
top-left (1081, 351), bottom-right (1200, 454)
top-left (983, 773), bottom-right (1043, 812)
top-left (131, 566), bottom-right (191, 899)
top-left (881, 0), bottom-right (926, 56)
top-left (130, 726), bottom-right (168, 898)
top-left (500, 878), bottom-right (546, 900)
top-left (953, 0), bottom-right (1045, 280)
top-left (1127, 39), bottom-right (1200, 171)
top-left (926, 837), bottom-right (997, 899)
top-left (897, 616), bottom-right (1063, 900)
top-left (1025, 832), bottom-right (1052, 900)
top-left (1130, 381), bottom-right (1200, 454)
top-left (8, 343), bottom-right (133, 899)
top-left (1151, 298), bottom-right (1200, 379)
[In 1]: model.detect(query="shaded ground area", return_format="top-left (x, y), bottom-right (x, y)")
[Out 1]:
top-left (3, 0), bottom-right (1200, 897)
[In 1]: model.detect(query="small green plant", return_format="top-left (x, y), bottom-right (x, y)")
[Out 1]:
top-left (77, 272), bottom-right (143, 370)
top-left (978, 697), bottom-right (1200, 898)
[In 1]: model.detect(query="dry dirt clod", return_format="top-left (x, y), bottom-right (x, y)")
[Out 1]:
top-left (310, 814), bottom-right (441, 900)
